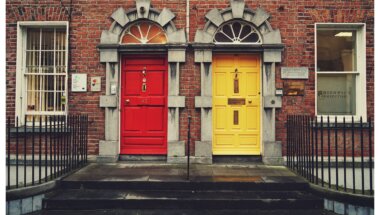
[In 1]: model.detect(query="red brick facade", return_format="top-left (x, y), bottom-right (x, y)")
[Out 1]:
top-left (6, 0), bottom-right (374, 156)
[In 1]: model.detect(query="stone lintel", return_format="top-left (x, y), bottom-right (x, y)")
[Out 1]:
top-left (100, 49), bottom-right (118, 63)
top-left (194, 30), bottom-right (213, 44)
top-left (230, 0), bottom-right (245, 18)
top-left (263, 96), bottom-right (282, 108)
top-left (252, 8), bottom-right (270, 27)
top-left (111, 7), bottom-right (129, 27)
top-left (195, 96), bottom-right (212, 108)
top-left (99, 95), bottom-right (117, 108)
top-left (168, 49), bottom-right (186, 62)
top-left (100, 30), bottom-right (119, 45)
top-left (168, 96), bottom-right (185, 108)
top-left (136, 0), bottom-right (151, 19)
top-left (194, 50), bottom-right (212, 63)
top-left (167, 29), bottom-right (187, 44)
top-left (206, 8), bottom-right (224, 27)
top-left (157, 8), bottom-right (175, 27)
top-left (263, 49), bottom-right (282, 63)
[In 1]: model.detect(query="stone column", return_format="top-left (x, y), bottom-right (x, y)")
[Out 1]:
top-left (262, 49), bottom-right (283, 165)
top-left (97, 49), bottom-right (120, 163)
top-left (167, 49), bottom-right (186, 163)
top-left (194, 49), bottom-right (213, 164)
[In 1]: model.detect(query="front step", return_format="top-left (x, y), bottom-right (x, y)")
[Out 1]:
top-left (41, 209), bottom-right (327, 215)
top-left (43, 189), bottom-right (323, 211)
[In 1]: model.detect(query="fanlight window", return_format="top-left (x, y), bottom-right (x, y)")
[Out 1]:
top-left (121, 21), bottom-right (167, 44)
top-left (214, 21), bottom-right (262, 44)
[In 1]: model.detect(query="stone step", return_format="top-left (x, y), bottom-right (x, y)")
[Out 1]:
top-left (43, 189), bottom-right (323, 210)
top-left (41, 209), bottom-right (328, 215)
top-left (61, 176), bottom-right (309, 191)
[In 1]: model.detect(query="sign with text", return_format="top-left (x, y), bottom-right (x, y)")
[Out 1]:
top-left (284, 82), bottom-right (305, 96)
top-left (281, 67), bottom-right (309, 79)
top-left (71, 74), bottom-right (87, 92)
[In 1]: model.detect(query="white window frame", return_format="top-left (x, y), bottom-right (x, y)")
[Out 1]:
top-left (315, 23), bottom-right (366, 122)
top-left (16, 21), bottom-right (69, 125)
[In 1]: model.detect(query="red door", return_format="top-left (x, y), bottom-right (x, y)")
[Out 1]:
top-left (120, 55), bottom-right (168, 154)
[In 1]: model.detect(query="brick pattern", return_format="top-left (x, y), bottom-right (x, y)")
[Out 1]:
top-left (6, 0), bottom-right (374, 156)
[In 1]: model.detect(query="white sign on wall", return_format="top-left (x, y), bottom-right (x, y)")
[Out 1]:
top-left (281, 67), bottom-right (309, 79)
top-left (71, 74), bottom-right (87, 92)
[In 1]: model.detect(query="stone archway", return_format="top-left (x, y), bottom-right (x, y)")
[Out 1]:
top-left (97, 0), bottom-right (187, 163)
top-left (193, 0), bottom-right (284, 165)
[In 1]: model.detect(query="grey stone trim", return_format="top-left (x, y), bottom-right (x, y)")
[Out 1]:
top-left (168, 96), bottom-right (185, 108)
top-left (262, 29), bottom-right (282, 44)
top-left (157, 8), bottom-right (175, 27)
top-left (262, 141), bottom-right (284, 166)
top-left (195, 141), bottom-right (212, 157)
top-left (195, 96), bottom-right (212, 108)
top-left (136, 0), bottom-right (151, 19)
top-left (100, 30), bottom-right (119, 44)
top-left (111, 7), bottom-right (129, 27)
top-left (168, 49), bottom-right (186, 62)
top-left (96, 155), bottom-right (119, 163)
top-left (263, 49), bottom-right (282, 63)
top-left (205, 8), bottom-right (224, 27)
top-left (168, 108), bottom-right (180, 142)
top-left (100, 49), bottom-right (118, 63)
top-left (99, 140), bottom-right (119, 156)
top-left (99, 95), bottom-right (117, 108)
top-left (263, 96), bottom-right (282, 108)
top-left (230, 0), bottom-right (245, 18)
top-left (194, 49), bottom-right (212, 63)
top-left (194, 30), bottom-right (213, 43)
top-left (167, 141), bottom-right (185, 158)
top-left (167, 29), bottom-right (186, 44)
top-left (252, 8), bottom-right (270, 27)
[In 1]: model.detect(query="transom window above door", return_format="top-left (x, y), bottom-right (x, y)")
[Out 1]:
top-left (213, 20), bottom-right (262, 44)
top-left (121, 21), bottom-right (167, 44)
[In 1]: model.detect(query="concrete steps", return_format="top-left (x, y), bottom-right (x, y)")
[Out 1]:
top-left (42, 179), bottom-right (324, 214)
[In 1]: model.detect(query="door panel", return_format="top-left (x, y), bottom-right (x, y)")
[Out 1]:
top-left (120, 55), bottom-right (168, 155)
top-left (212, 54), bottom-right (261, 155)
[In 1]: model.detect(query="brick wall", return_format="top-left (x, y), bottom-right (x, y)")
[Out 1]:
top-left (6, 0), bottom-right (374, 156)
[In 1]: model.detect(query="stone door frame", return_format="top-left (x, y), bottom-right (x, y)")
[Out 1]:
top-left (193, 0), bottom-right (284, 165)
top-left (97, 0), bottom-right (186, 162)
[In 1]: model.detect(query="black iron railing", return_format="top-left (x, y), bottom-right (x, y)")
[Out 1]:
top-left (6, 115), bottom-right (88, 190)
top-left (287, 115), bottom-right (373, 195)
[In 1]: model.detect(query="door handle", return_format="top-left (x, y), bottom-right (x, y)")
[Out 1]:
top-left (248, 99), bottom-right (252, 104)
top-left (125, 99), bottom-right (130, 105)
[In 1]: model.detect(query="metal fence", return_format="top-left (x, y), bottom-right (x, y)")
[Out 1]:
top-left (6, 115), bottom-right (88, 190)
top-left (287, 115), bottom-right (374, 195)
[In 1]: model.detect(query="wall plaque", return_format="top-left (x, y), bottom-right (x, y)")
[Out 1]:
top-left (72, 74), bottom-right (87, 92)
top-left (284, 82), bottom-right (305, 96)
top-left (281, 67), bottom-right (309, 79)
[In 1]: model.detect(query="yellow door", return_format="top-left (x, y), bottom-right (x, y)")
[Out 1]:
top-left (212, 54), bottom-right (261, 155)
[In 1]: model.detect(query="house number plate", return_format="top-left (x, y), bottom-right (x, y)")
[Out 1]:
top-left (228, 98), bottom-right (246, 105)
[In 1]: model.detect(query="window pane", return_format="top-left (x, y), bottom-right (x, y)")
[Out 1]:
top-left (27, 29), bottom-right (40, 50)
top-left (25, 51), bottom-right (40, 73)
top-left (317, 30), bottom-right (356, 71)
top-left (317, 74), bottom-right (356, 115)
top-left (41, 29), bottom-right (54, 50)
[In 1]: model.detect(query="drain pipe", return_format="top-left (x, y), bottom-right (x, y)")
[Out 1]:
top-left (186, 0), bottom-right (190, 41)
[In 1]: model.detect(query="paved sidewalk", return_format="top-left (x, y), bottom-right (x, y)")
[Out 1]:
top-left (63, 162), bottom-right (303, 183)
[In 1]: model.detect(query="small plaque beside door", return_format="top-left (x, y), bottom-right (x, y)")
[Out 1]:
top-left (228, 98), bottom-right (246, 105)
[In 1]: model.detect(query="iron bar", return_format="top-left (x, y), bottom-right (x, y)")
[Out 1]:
top-left (187, 114), bottom-right (191, 180)
top-left (335, 116), bottom-right (338, 190)
top-left (16, 117), bottom-right (19, 188)
top-left (320, 116), bottom-right (324, 187)
top-left (7, 117), bottom-right (10, 189)
top-left (315, 116), bottom-right (318, 185)
top-left (369, 117), bottom-right (373, 195)
top-left (24, 115), bottom-right (27, 187)
top-left (360, 117), bottom-right (364, 195)
top-left (343, 117), bottom-right (346, 192)
top-left (351, 116), bottom-right (355, 194)
top-left (32, 116), bottom-right (35, 186)
top-left (327, 116), bottom-right (331, 189)
top-left (39, 116), bottom-right (42, 184)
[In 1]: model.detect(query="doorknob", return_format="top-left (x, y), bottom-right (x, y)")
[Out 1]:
top-left (125, 99), bottom-right (130, 105)
top-left (248, 99), bottom-right (252, 104)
